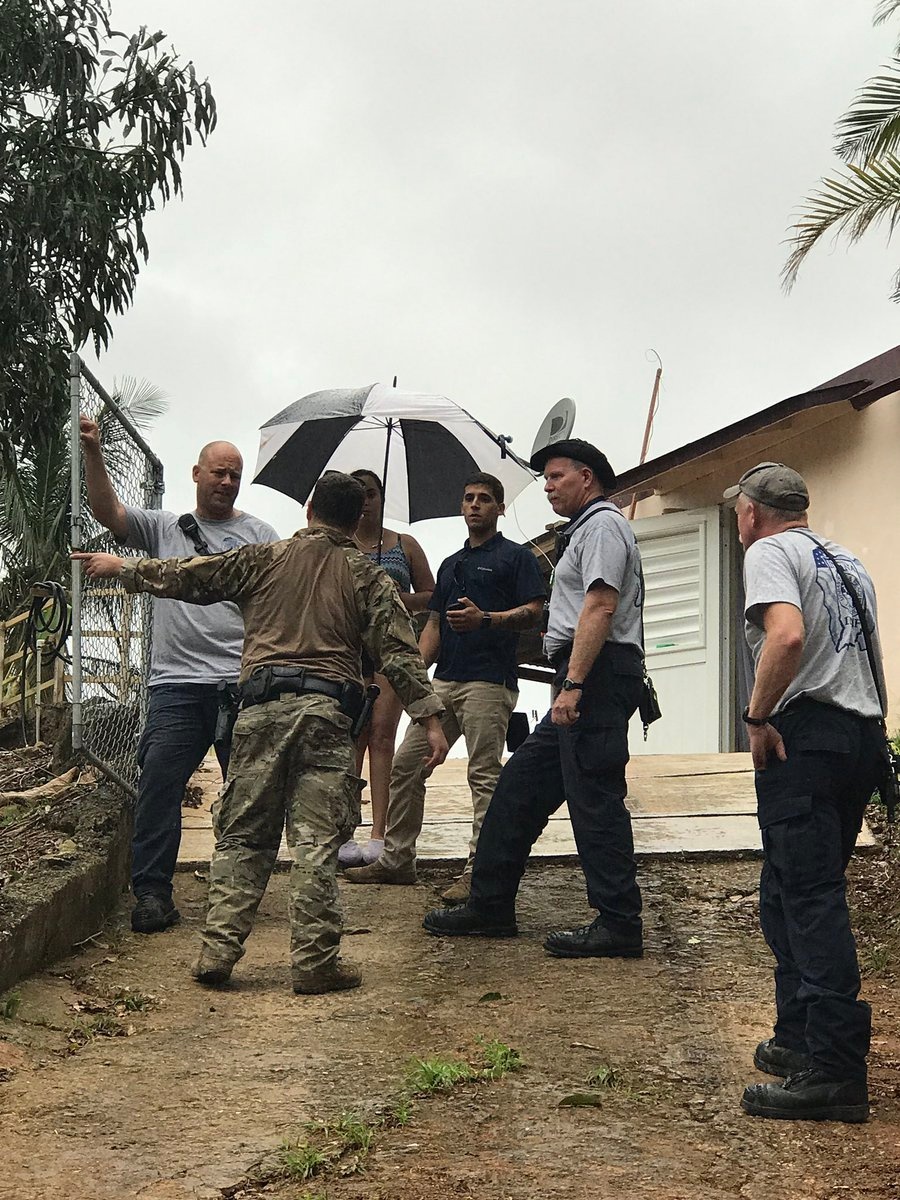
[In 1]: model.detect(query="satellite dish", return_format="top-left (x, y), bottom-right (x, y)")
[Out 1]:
top-left (530, 397), bottom-right (576, 459)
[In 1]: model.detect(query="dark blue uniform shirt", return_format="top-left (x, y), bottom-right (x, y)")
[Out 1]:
top-left (430, 532), bottom-right (547, 690)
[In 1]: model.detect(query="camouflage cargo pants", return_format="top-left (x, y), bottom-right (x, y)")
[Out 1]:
top-left (200, 693), bottom-right (363, 978)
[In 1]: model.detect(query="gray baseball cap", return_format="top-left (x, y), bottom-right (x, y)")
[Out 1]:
top-left (722, 462), bottom-right (809, 512)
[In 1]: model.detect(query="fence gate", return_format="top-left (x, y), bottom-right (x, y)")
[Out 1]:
top-left (69, 354), bottom-right (165, 796)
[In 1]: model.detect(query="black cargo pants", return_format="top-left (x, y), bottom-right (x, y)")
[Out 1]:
top-left (756, 699), bottom-right (883, 1082)
top-left (469, 641), bottom-right (644, 936)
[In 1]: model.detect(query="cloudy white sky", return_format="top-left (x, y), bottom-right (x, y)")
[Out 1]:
top-left (96, 0), bottom-right (900, 555)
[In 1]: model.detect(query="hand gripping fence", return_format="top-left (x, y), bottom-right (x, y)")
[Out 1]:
top-left (69, 354), bottom-right (165, 797)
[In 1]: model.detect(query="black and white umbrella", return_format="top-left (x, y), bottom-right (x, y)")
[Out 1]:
top-left (253, 383), bottom-right (535, 523)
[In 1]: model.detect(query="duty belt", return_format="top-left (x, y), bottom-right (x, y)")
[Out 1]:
top-left (239, 665), bottom-right (364, 717)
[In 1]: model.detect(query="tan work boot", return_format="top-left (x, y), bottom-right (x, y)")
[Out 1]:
top-left (343, 860), bottom-right (416, 885)
top-left (191, 948), bottom-right (235, 986)
top-left (293, 959), bottom-right (363, 995)
top-left (440, 871), bottom-right (472, 905)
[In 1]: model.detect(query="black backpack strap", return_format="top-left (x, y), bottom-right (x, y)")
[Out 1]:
top-left (789, 529), bottom-right (886, 717)
top-left (177, 513), bottom-right (213, 557)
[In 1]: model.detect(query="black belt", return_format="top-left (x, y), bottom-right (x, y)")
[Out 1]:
top-left (239, 665), bottom-right (363, 715)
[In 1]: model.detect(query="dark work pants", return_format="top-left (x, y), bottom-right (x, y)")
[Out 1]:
top-left (469, 643), bottom-right (644, 936)
top-left (756, 700), bottom-right (883, 1082)
top-left (132, 684), bottom-right (229, 900)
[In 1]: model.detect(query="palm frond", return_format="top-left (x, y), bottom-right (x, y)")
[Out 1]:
top-left (874, 0), bottom-right (900, 29)
top-left (111, 376), bottom-right (169, 430)
top-left (782, 154), bottom-right (900, 292)
top-left (835, 61), bottom-right (900, 162)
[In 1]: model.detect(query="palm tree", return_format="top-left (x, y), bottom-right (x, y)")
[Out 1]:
top-left (0, 377), bottom-right (167, 620)
top-left (784, 1), bottom-right (900, 298)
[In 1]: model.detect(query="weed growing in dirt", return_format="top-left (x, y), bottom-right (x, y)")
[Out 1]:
top-left (113, 989), bottom-right (156, 1013)
top-left (478, 1037), bottom-right (524, 1079)
top-left (67, 1013), bottom-right (131, 1048)
top-left (277, 1140), bottom-right (326, 1182)
top-left (864, 944), bottom-right (892, 975)
top-left (1, 990), bottom-right (22, 1019)
top-left (384, 1095), bottom-right (413, 1126)
top-left (404, 1055), bottom-right (474, 1093)
top-left (586, 1064), bottom-right (623, 1089)
top-left (306, 1110), bottom-right (375, 1154)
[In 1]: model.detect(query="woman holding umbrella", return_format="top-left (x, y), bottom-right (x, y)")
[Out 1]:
top-left (338, 468), bottom-right (435, 866)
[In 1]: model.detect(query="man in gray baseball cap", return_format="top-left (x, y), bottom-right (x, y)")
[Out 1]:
top-left (722, 461), bottom-right (809, 512)
top-left (726, 460), bottom-right (885, 1123)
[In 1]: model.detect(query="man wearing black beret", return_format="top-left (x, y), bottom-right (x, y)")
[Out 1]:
top-left (424, 438), bottom-right (647, 959)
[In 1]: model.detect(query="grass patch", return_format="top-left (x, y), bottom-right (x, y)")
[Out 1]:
top-left (277, 1141), bottom-right (327, 1182)
top-left (67, 1013), bottom-right (132, 1048)
top-left (1, 990), bottom-right (22, 1019)
top-left (478, 1037), bottom-right (524, 1080)
top-left (404, 1055), bottom-right (474, 1093)
top-left (864, 943), bottom-right (892, 975)
top-left (113, 988), bottom-right (156, 1013)
top-left (586, 1064), bottom-right (623, 1089)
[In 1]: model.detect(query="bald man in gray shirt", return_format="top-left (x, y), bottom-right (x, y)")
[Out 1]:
top-left (80, 418), bottom-right (279, 934)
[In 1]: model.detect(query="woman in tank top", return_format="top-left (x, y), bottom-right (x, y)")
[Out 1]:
top-left (338, 469), bottom-right (435, 866)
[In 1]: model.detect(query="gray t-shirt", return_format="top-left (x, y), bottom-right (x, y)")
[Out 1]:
top-left (123, 506), bottom-right (280, 687)
top-left (743, 528), bottom-right (884, 719)
top-left (545, 500), bottom-right (644, 657)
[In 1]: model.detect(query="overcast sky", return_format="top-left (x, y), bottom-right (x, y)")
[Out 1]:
top-left (96, 0), bottom-right (900, 554)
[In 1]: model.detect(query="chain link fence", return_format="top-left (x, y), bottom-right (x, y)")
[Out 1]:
top-left (69, 354), bottom-right (165, 796)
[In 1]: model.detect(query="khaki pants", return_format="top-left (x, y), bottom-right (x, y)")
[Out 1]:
top-left (380, 679), bottom-right (517, 872)
top-left (202, 693), bottom-right (362, 977)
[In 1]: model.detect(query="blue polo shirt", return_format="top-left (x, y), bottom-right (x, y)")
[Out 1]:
top-left (430, 532), bottom-right (547, 690)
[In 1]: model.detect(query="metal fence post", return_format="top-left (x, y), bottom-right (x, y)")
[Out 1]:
top-left (70, 351), bottom-right (84, 753)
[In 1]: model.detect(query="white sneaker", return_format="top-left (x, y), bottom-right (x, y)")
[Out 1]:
top-left (361, 838), bottom-right (384, 864)
top-left (338, 839), bottom-right (364, 867)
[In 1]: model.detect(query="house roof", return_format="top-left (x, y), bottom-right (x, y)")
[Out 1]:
top-left (611, 344), bottom-right (900, 501)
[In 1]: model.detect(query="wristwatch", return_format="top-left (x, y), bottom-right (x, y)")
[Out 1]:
top-left (741, 706), bottom-right (768, 727)
top-left (481, 612), bottom-right (493, 629)
top-left (561, 679), bottom-right (583, 692)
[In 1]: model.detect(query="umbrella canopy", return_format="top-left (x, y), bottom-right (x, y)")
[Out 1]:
top-left (253, 383), bottom-right (535, 523)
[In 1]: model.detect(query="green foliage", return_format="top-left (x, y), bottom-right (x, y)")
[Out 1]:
top-left (477, 1037), bottom-right (524, 1079)
top-left (784, 4), bottom-right (900, 298)
top-left (0, 376), bottom-right (166, 619)
top-left (0, 0), bottom-right (215, 459)
top-left (404, 1055), bottom-right (474, 1093)
top-left (277, 1141), bottom-right (326, 1182)
top-left (586, 1063), bottom-right (623, 1089)
top-left (1, 990), bottom-right (22, 1019)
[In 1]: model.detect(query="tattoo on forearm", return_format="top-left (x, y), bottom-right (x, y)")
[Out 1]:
top-left (497, 605), bottom-right (541, 631)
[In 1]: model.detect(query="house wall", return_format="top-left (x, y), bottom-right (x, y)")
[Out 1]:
top-left (632, 392), bottom-right (900, 721)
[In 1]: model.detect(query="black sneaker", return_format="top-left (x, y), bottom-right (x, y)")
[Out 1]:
top-left (131, 893), bottom-right (180, 934)
top-left (543, 918), bottom-right (643, 959)
top-left (422, 905), bottom-right (517, 938)
top-left (753, 1038), bottom-right (811, 1078)
top-left (741, 1068), bottom-right (869, 1123)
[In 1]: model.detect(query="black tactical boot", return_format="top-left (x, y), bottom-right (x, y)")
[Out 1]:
top-left (543, 917), bottom-right (642, 959)
top-left (741, 1068), bottom-right (869, 1123)
top-left (422, 904), bottom-right (517, 938)
top-left (753, 1038), bottom-right (811, 1078)
top-left (131, 893), bottom-right (180, 934)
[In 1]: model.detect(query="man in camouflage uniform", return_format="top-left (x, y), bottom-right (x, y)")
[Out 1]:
top-left (74, 472), bottom-right (448, 995)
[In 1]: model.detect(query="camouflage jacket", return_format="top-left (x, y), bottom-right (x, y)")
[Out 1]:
top-left (121, 526), bottom-right (443, 722)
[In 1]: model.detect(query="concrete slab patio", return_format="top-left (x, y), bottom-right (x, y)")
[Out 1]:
top-left (177, 751), bottom-right (878, 868)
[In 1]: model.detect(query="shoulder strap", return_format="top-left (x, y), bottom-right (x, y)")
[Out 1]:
top-left (177, 513), bottom-right (213, 557)
top-left (788, 529), bottom-right (886, 718)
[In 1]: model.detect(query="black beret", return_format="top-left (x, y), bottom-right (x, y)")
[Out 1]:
top-left (529, 438), bottom-right (617, 490)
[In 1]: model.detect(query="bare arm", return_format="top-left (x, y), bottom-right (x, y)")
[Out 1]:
top-left (418, 611), bottom-right (441, 669)
top-left (746, 602), bottom-right (804, 769)
top-left (79, 416), bottom-right (129, 540)
top-left (552, 583), bottom-right (618, 727)
top-left (445, 595), bottom-right (544, 633)
top-left (399, 534), bottom-right (435, 614)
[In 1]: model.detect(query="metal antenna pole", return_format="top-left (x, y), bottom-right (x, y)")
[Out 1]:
top-left (629, 353), bottom-right (662, 520)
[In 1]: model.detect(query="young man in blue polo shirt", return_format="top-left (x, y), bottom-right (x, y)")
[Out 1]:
top-left (345, 472), bottom-right (546, 901)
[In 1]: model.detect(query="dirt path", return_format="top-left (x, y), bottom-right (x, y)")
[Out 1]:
top-left (1, 859), bottom-right (898, 1200)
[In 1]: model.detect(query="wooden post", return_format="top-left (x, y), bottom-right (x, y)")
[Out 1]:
top-left (628, 364), bottom-right (662, 521)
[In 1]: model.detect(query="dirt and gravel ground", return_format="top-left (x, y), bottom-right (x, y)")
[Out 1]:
top-left (1, 851), bottom-right (899, 1200)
